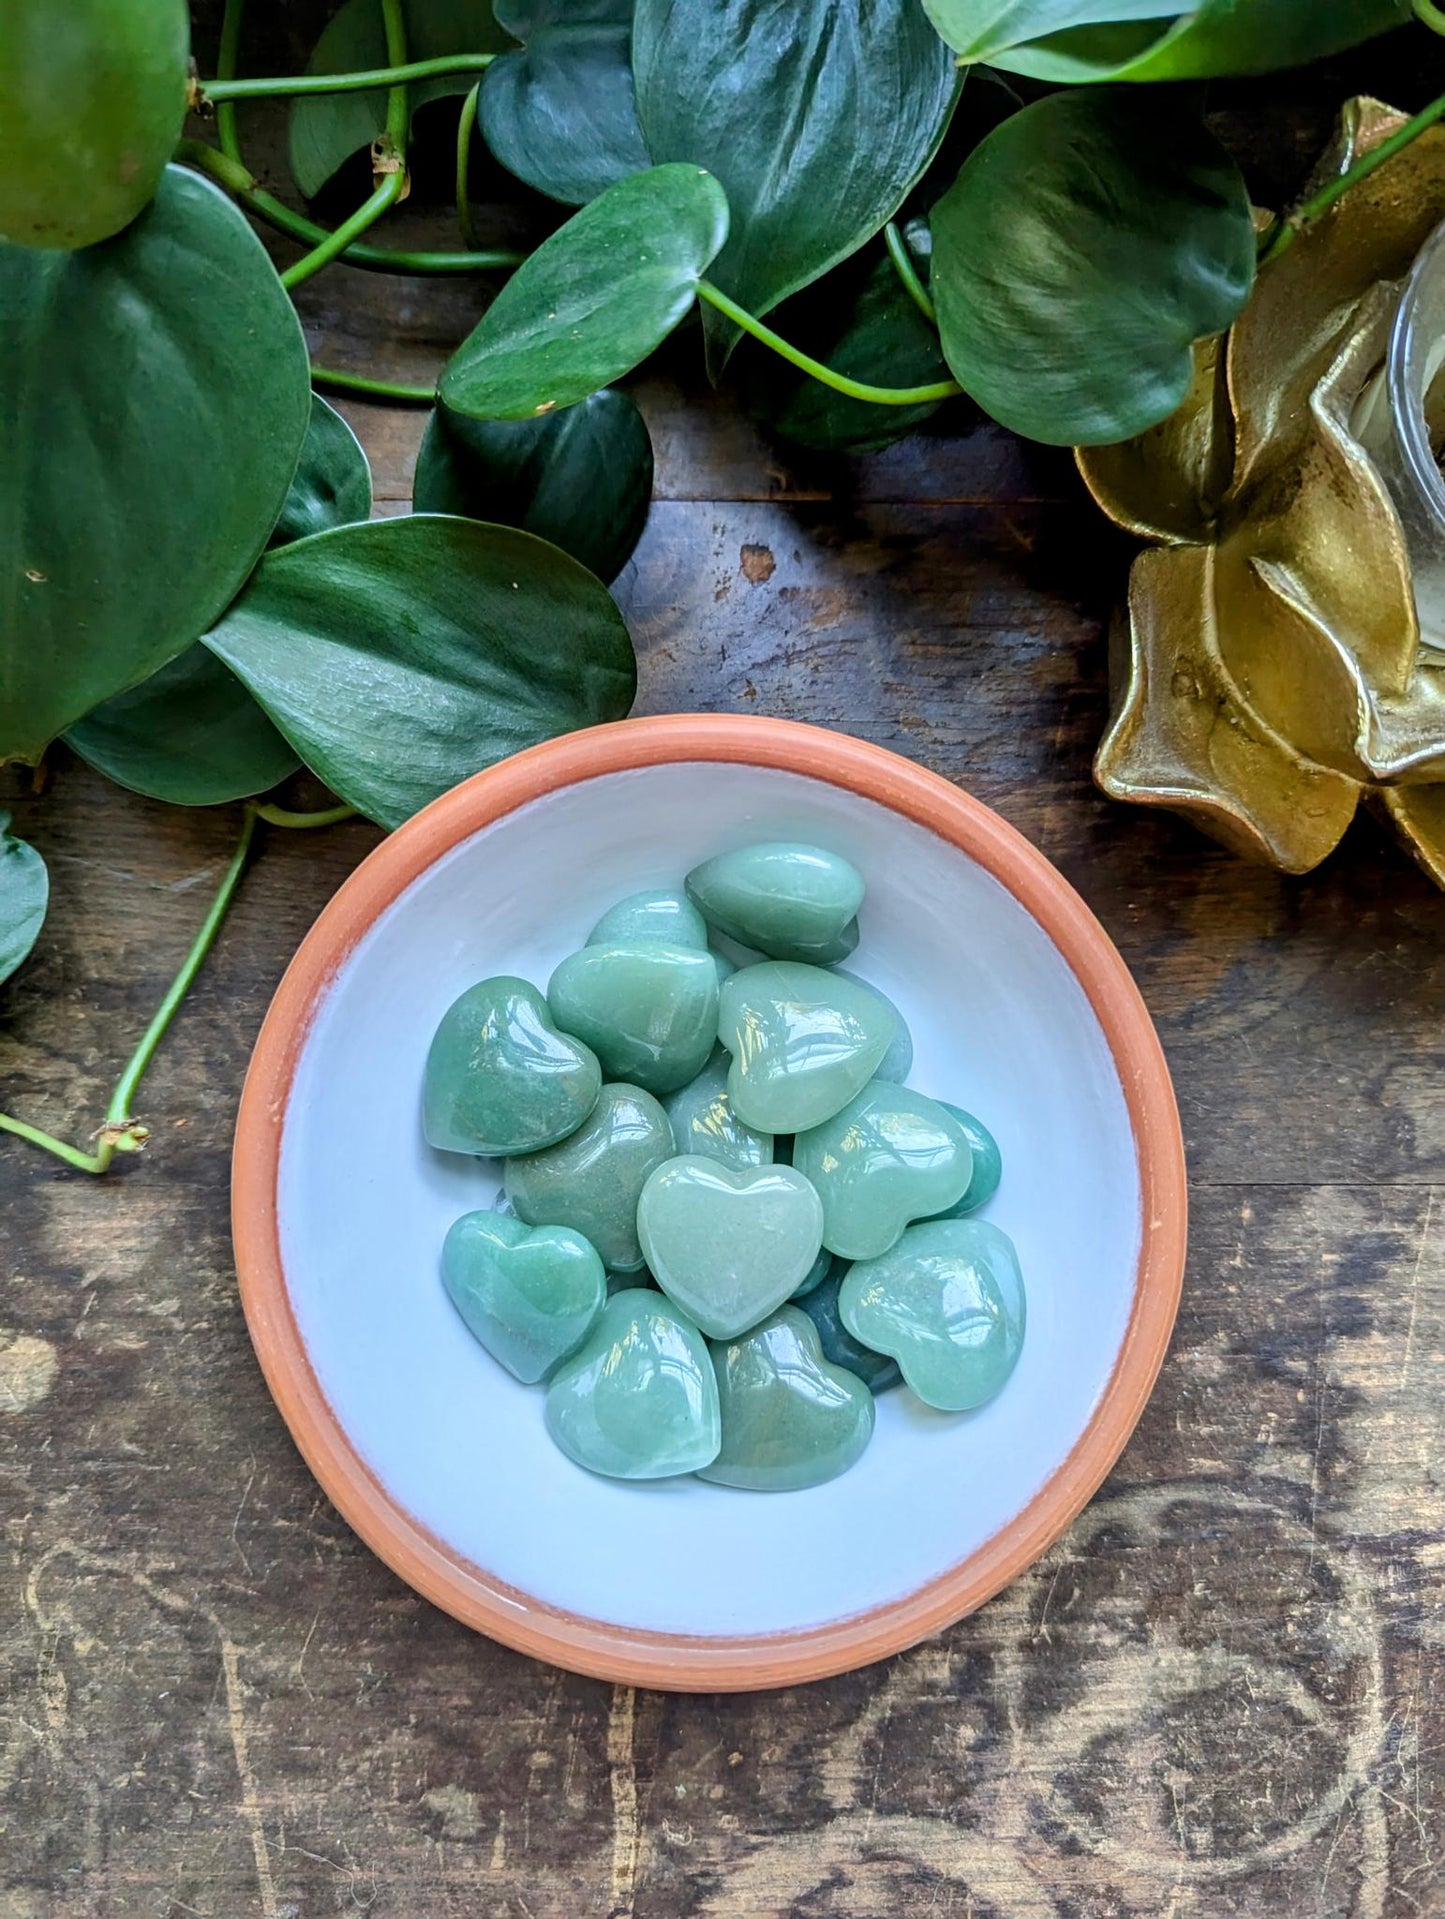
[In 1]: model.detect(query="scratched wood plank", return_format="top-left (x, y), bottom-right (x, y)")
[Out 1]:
top-left (4, 17), bottom-right (1445, 1918)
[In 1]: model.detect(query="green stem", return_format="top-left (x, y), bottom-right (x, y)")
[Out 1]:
top-left (201, 51), bottom-right (495, 103)
top-left (0, 807), bottom-right (259, 1177)
top-left (884, 220), bottom-right (936, 326)
top-left (456, 81), bottom-right (482, 250)
top-left (380, 0), bottom-right (411, 154)
top-left (215, 0), bottom-right (244, 164)
top-left (1416, 0), bottom-right (1445, 32)
top-left (310, 364), bottom-right (436, 403)
top-left (280, 169), bottom-right (405, 288)
top-left (696, 280), bottom-right (963, 405)
top-left (253, 802), bottom-right (358, 828)
top-left (177, 141), bottom-right (523, 275)
top-left (1258, 87), bottom-right (1445, 265)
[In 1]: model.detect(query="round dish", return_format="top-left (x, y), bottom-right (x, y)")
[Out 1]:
top-left (233, 715), bottom-right (1186, 1690)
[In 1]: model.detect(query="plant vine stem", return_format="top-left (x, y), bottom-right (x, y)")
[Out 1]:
top-left (0, 807), bottom-right (259, 1177)
top-left (253, 802), bottom-right (357, 828)
top-left (1258, 87), bottom-right (1445, 265)
top-left (456, 82), bottom-right (482, 249)
top-left (310, 365), bottom-right (437, 402)
top-left (695, 280), bottom-right (963, 405)
top-left (280, 169), bottom-right (405, 288)
top-left (884, 220), bottom-right (936, 325)
top-left (1416, 0), bottom-right (1445, 33)
top-left (201, 52), bottom-right (495, 103)
top-left (176, 141), bottom-right (523, 274)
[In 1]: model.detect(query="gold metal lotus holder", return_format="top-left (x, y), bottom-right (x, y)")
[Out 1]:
top-left (1079, 99), bottom-right (1445, 886)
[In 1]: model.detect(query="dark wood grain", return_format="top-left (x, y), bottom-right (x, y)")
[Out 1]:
top-left (4, 29), bottom-right (1445, 1919)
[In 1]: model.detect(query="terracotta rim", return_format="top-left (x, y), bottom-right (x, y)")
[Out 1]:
top-left (233, 715), bottom-right (1187, 1692)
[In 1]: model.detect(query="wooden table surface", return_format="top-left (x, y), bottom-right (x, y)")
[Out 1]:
top-left (4, 33), bottom-right (1445, 1917)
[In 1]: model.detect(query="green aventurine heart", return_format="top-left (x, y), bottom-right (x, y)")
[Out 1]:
top-left (836, 970), bottom-right (912, 1083)
top-left (839, 1218), bottom-right (1026, 1412)
top-left (505, 1082), bottom-right (674, 1271)
top-left (718, 961), bottom-right (894, 1134)
top-left (442, 1211), bottom-right (605, 1384)
top-left (685, 841), bottom-right (863, 964)
top-left (545, 1289), bottom-right (721, 1479)
top-left (663, 1044), bottom-right (772, 1171)
top-left (637, 1156), bottom-right (824, 1339)
top-left (424, 975), bottom-right (601, 1156)
top-left (699, 1306), bottom-right (876, 1491)
top-left (929, 1102), bottom-right (1003, 1218)
top-left (587, 888), bottom-right (708, 949)
top-left (793, 1082), bottom-right (973, 1260)
top-left (794, 1266), bottom-right (902, 1394)
top-left (548, 940), bottom-right (718, 1095)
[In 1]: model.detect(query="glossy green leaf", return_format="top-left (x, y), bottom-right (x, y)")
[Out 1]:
top-left (289, 0), bottom-right (515, 199)
top-left (202, 517), bottom-right (636, 828)
top-left (271, 394), bottom-right (374, 547)
top-left (0, 812), bottom-right (47, 986)
top-left (735, 247), bottom-right (952, 454)
top-left (480, 0), bottom-right (648, 205)
top-left (64, 648), bottom-right (300, 807)
top-left (414, 389), bottom-right (652, 580)
top-left (633, 0), bottom-right (958, 374)
top-left (989, 0), bottom-right (1409, 79)
top-left (0, 0), bottom-right (189, 248)
top-left (930, 89), bottom-right (1254, 446)
top-left (439, 164), bottom-right (727, 421)
top-left (922, 1), bottom-right (1183, 60)
top-left (0, 165), bottom-right (311, 765)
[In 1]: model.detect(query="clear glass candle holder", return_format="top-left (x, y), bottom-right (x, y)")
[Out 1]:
top-left (1355, 216), bottom-right (1445, 657)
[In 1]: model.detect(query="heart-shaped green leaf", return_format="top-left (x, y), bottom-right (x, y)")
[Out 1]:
top-left (922, 0), bottom-right (1185, 61)
top-left (271, 394), bottom-right (373, 547)
top-left (64, 647), bottom-right (300, 807)
top-left (414, 389), bottom-right (652, 581)
top-left (480, 0), bottom-right (649, 206)
top-left (632, 0), bottom-right (958, 374)
top-left (202, 515), bottom-right (636, 828)
top-left (440, 163), bottom-right (728, 421)
top-left (0, 165), bottom-right (311, 764)
top-left (0, 0), bottom-right (190, 249)
top-left (985, 0), bottom-right (1409, 79)
top-left (930, 89), bottom-right (1254, 445)
top-left (288, 0), bottom-right (515, 199)
top-left (735, 246), bottom-right (952, 452)
top-left (0, 813), bottom-right (47, 986)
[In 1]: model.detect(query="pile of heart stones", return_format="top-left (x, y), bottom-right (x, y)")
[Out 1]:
top-left (423, 842), bottom-right (1025, 1491)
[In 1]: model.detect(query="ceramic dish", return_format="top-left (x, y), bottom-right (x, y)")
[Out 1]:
top-left (233, 715), bottom-right (1186, 1690)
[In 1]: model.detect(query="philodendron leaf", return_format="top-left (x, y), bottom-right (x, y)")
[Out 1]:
top-left (0, 165), bottom-right (311, 764)
top-left (735, 248), bottom-right (953, 454)
top-left (271, 394), bottom-right (374, 547)
top-left (0, 0), bottom-right (190, 249)
top-left (923, 1), bottom-right (1182, 60)
top-left (480, 0), bottom-right (648, 206)
top-left (0, 813), bottom-right (47, 986)
top-left (632, 0), bottom-right (958, 374)
top-left (440, 164), bottom-right (728, 421)
top-left (64, 648), bottom-right (301, 806)
top-left (987, 0), bottom-right (1409, 80)
top-left (202, 516), bottom-right (636, 828)
top-left (414, 389), bottom-right (653, 580)
top-left (931, 89), bottom-right (1254, 446)
top-left (289, 0), bottom-right (515, 199)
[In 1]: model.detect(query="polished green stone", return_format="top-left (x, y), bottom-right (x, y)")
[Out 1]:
top-left (663, 1045), bottom-right (772, 1171)
top-left (441, 1211), bottom-right (605, 1384)
top-left (793, 1082), bottom-right (973, 1260)
top-left (699, 1306), bottom-right (875, 1491)
top-left (836, 971), bottom-right (913, 1084)
top-left (929, 1103), bottom-right (1003, 1217)
top-left (548, 941), bottom-right (718, 1096)
top-left (546, 1290), bottom-right (721, 1479)
top-left (504, 1083), bottom-right (674, 1272)
top-left (794, 1267), bottom-right (902, 1394)
top-left (839, 1218), bottom-right (1025, 1412)
top-left (423, 975), bottom-right (601, 1157)
top-left (711, 949), bottom-right (737, 986)
top-left (587, 888), bottom-right (709, 950)
top-left (791, 1245), bottom-right (835, 1299)
top-left (637, 1155), bottom-right (824, 1339)
top-left (718, 962), bottom-right (895, 1134)
top-left (686, 841), bottom-right (865, 964)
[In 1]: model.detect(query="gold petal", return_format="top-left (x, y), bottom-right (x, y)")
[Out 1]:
top-left (1379, 785), bottom-right (1445, 886)
top-left (1076, 336), bottom-right (1233, 544)
top-left (1095, 545), bottom-right (1361, 872)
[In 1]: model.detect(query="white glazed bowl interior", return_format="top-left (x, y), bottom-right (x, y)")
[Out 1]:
top-left (278, 761), bottom-right (1141, 1638)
